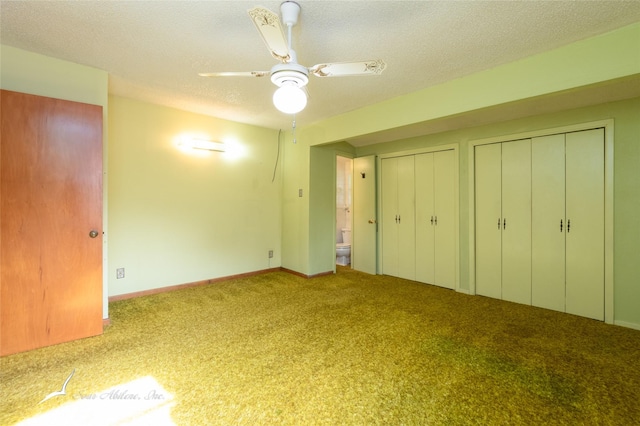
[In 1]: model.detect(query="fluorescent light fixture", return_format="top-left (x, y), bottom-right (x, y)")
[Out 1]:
top-left (180, 138), bottom-right (225, 152)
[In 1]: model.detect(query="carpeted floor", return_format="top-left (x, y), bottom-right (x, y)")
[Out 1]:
top-left (1, 267), bottom-right (639, 425)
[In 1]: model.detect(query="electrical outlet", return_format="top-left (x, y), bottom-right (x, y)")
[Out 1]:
top-left (298, 188), bottom-right (303, 197)
top-left (116, 268), bottom-right (125, 279)
top-left (268, 250), bottom-right (274, 259)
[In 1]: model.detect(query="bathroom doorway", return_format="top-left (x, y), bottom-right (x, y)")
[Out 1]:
top-left (336, 156), bottom-right (353, 266)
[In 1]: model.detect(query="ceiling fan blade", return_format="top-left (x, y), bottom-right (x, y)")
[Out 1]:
top-left (248, 7), bottom-right (290, 63)
top-left (198, 71), bottom-right (269, 78)
top-left (310, 60), bottom-right (387, 77)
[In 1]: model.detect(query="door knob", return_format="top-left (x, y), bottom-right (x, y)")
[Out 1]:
top-left (368, 219), bottom-right (376, 224)
top-left (89, 230), bottom-right (99, 238)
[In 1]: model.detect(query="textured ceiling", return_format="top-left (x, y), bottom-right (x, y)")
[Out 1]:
top-left (2, 1), bottom-right (640, 135)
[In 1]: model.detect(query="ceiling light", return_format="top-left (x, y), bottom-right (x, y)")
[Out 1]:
top-left (180, 138), bottom-right (225, 152)
top-left (270, 61), bottom-right (309, 114)
top-left (273, 82), bottom-right (307, 114)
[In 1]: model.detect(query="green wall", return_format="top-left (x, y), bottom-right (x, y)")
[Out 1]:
top-left (287, 24), bottom-right (640, 329)
top-left (309, 147), bottom-right (337, 275)
top-left (280, 133), bottom-right (310, 273)
top-left (354, 97), bottom-right (640, 328)
top-left (108, 96), bottom-right (282, 296)
top-left (300, 97), bottom-right (639, 327)
top-left (300, 23), bottom-right (640, 146)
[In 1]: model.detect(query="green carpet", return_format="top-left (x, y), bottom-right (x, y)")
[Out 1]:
top-left (2, 267), bottom-right (639, 425)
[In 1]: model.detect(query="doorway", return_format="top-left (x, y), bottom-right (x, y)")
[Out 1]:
top-left (336, 156), bottom-right (353, 266)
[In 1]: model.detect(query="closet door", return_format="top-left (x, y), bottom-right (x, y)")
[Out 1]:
top-left (501, 139), bottom-right (532, 305)
top-left (381, 156), bottom-right (415, 280)
top-left (565, 128), bottom-right (604, 320)
top-left (397, 156), bottom-right (416, 280)
top-left (433, 150), bottom-right (456, 289)
top-left (475, 143), bottom-right (502, 299)
top-left (415, 153), bottom-right (435, 284)
top-left (381, 158), bottom-right (400, 277)
top-left (531, 134), bottom-right (566, 312)
top-left (475, 140), bottom-right (530, 302)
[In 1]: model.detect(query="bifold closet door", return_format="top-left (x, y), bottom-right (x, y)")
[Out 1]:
top-left (416, 150), bottom-right (456, 289)
top-left (475, 140), bottom-right (531, 302)
top-left (531, 129), bottom-right (604, 320)
top-left (381, 156), bottom-right (415, 280)
top-left (565, 128), bottom-right (604, 320)
top-left (415, 153), bottom-right (436, 284)
top-left (382, 158), bottom-right (400, 277)
top-left (500, 140), bottom-right (532, 305)
top-left (433, 150), bottom-right (456, 289)
top-left (532, 134), bottom-right (566, 313)
top-left (475, 143), bottom-right (502, 299)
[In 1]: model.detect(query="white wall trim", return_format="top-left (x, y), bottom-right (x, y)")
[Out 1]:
top-left (613, 320), bottom-right (640, 331)
top-left (378, 143), bottom-right (459, 160)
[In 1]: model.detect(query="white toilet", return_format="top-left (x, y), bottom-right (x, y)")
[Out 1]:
top-left (336, 228), bottom-right (351, 266)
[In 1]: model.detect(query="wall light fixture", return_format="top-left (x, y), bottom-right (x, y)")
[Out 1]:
top-left (180, 138), bottom-right (226, 152)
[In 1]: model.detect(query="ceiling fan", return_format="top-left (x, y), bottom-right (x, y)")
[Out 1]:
top-left (199, 1), bottom-right (386, 114)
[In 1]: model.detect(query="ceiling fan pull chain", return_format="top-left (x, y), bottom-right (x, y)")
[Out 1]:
top-left (292, 114), bottom-right (297, 144)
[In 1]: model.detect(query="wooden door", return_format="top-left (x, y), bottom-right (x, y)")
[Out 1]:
top-left (433, 150), bottom-right (456, 289)
top-left (501, 139), bottom-right (532, 305)
top-left (1, 90), bottom-right (103, 356)
top-left (475, 143), bottom-right (502, 299)
top-left (532, 134), bottom-right (566, 313)
top-left (565, 128), bottom-right (605, 320)
top-left (415, 153), bottom-right (435, 284)
top-left (353, 155), bottom-right (377, 275)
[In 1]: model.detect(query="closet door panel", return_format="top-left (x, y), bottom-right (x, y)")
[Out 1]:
top-left (475, 144), bottom-right (502, 299)
top-left (415, 153), bottom-right (435, 284)
top-left (434, 150), bottom-right (456, 289)
top-left (531, 134), bottom-right (566, 312)
top-left (565, 129), bottom-right (605, 320)
top-left (397, 156), bottom-right (416, 280)
top-left (381, 158), bottom-right (399, 277)
top-left (501, 139), bottom-right (532, 305)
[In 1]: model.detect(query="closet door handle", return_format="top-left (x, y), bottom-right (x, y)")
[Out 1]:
top-left (398, 215), bottom-right (401, 224)
top-left (567, 219), bottom-right (571, 233)
top-left (503, 218), bottom-right (506, 229)
top-left (434, 216), bottom-right (438, 226)
top-left (498, 218), bottom-right (501, 230)
top-left (430, 216), bottom-right (434, 225)
top-left (560, 219), bottom-right (563, 232)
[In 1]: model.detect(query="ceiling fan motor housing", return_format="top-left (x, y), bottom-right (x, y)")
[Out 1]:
top-left (271, 62), bottom-right (309, 88)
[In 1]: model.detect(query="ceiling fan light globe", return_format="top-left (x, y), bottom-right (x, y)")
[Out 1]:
top-left (273, 83), bottom-right (307, 114)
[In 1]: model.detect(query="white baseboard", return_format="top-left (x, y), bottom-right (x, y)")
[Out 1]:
top-left (614, 320), bottom-right (640, 331)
